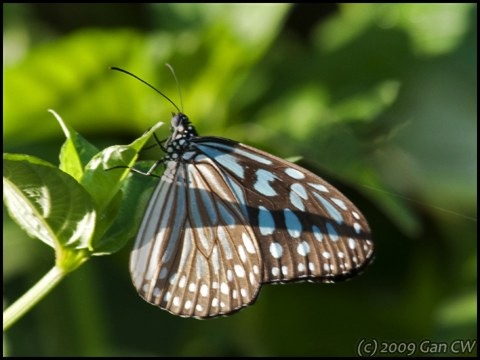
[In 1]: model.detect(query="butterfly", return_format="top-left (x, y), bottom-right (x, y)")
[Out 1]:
top-left (112, 67), bottom-right (374, 318)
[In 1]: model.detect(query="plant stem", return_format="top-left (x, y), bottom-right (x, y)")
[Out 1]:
top-left (3, 266), bottom-right (66, 331)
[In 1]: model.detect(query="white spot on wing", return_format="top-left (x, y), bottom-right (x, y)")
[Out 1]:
top-left (249, 271), bottom-right (256, 285)
top-left (348, 238), bottom-right (356, 249)
top-left (211, 245), bottom-right (220, 273)
top-left (238, 245), bottom-right (247, 263)
top-left (234, 264), bottom-right (245, 277)
top-left (354, 222), bottom-right (362, 233)
top-left (220, 282), bottom-right (229, 295)
top-left (269, 242), bottom-right (283, 259)
top-left (297, 241), bottom-right (310, 256)
top-left (242, 232), bottom-right (256, 254)
top-left (200, 284), bottom-right (209, 297)
top-left (217, 227), bottom-right (233, 259)
top-left (271, 267), bottom-right (280, 276)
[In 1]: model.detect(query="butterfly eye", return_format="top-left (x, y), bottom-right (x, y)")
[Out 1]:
top-left (171, 114), bottom-right (182, 128)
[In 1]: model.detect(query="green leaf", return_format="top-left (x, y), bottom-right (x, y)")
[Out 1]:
top-left (49, 109), bottom-right (99, 181)
top-left (80, 121), bottom-right (164, 254)
top-left (92, 163), bottom-right (157, 255)
top-left (80, 121), bottom-right (164, 210)
top-left (3, 153), bottom-right (96, 251)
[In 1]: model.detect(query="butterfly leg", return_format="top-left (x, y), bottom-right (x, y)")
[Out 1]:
top-left (106, 159), bottom-right (164, 178)
top-left (141, 132), bottom-right (168, 152)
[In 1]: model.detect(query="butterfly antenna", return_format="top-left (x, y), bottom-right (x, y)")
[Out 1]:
top-left (165, 63), bottom-right (184, 113)
top-left (110, 66), bottom-right (181, 113)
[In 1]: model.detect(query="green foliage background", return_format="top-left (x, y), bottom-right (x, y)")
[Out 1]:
top-left (3, 4), bottom-right (476, 356)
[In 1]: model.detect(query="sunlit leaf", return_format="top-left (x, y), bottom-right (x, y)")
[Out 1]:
top-left (3, 154), bottom-right (96, 250)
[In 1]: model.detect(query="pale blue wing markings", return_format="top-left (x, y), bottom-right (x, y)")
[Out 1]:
top-left (283, 208), bottom-right (302, 238)
top-left (330, 197), bottom-right (347, 210)
top-left (200, 141), bottom-right (272, 165)
top-left (160, 169), bottom-right (187, 263)
top-left (289, 191), bottom-right (305, 211)
top-left (186, 162), bottom-right (218, 230)
top-left (284, 167), bottom-right (305, 179)
top-left (217, 202), bottom-right (236, 228)
top-left (194, 144), bottom-right (244, 179)
top-left (312, 191), bottom-right (343, 224)
top-left (219, 173), bottom-right (248, 219)
top-left (254, 169), bottom-right (278, 197)
top-left (289, 183), bottom-right (307, 210)
top-left (131, 164), bottom-right (187, 289)
top-left (308, 183), bottom-right (329, 192)
top-left (325, 222), bottom-right (339, 242)
top-left (191, 154), bottom-right (249, 222)
top-left (258, 206), bottom-right (275, 235)
top-left (291, 183), bottom-right (308, 199)
top-left (312, 225), bottom-right (323, 242)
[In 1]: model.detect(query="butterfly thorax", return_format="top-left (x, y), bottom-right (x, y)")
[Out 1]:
top-left (164, 113), bottom-right (198, 161)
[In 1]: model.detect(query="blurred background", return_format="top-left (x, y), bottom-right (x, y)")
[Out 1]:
top-left (3, 4), bottom-right (476, 356)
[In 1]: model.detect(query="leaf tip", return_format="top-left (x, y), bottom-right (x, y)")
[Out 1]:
top-left (48, 109), bottom-right (70, 138)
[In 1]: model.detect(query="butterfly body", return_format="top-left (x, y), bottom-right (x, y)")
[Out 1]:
top-left (129, 112), bottom-right (374, 318)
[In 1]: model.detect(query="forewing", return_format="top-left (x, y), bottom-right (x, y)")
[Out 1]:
top-left (192, 137), bottom-right (374, 284)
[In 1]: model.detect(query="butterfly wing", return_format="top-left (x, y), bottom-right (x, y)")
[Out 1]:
top-left (130, 157), bottom-right (263, 318)
top-left (191, 137), bottom-right (374, 284)
top-left (130, 136), bottom-right (374, 318)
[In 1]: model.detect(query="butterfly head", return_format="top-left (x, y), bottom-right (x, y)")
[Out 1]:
top-left (170, 112), bottom-right (198, 140)
top-left (163, 113), bottom-right (199, 160)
